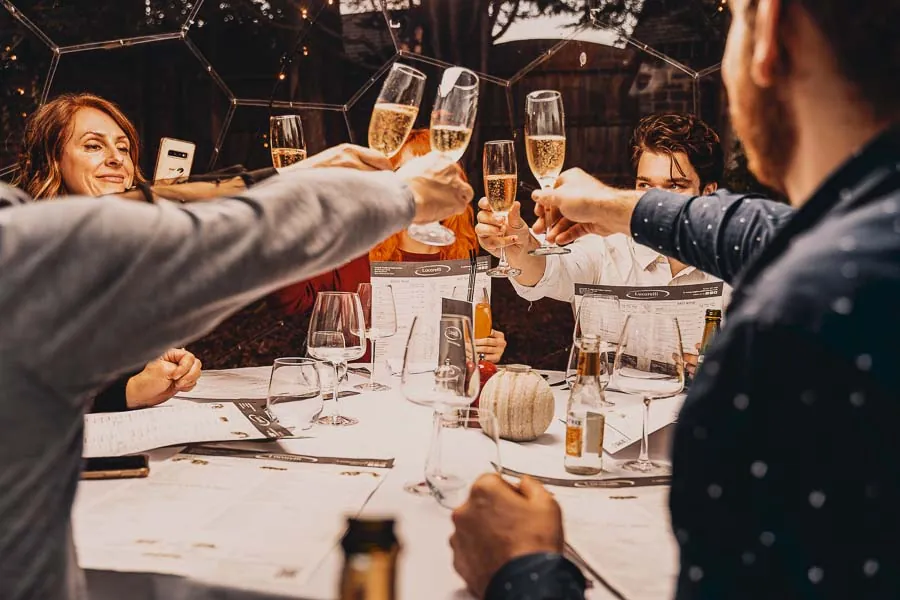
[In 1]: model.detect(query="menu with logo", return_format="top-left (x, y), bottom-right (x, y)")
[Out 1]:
top-left (574, 282), bottom-right (724, 354)
top-left (371, 257), bottom-right (490, 375)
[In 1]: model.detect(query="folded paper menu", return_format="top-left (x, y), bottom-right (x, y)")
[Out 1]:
top-left (82, 401), bottom-right (292, 458)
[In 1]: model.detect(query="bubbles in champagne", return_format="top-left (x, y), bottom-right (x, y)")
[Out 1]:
top-left (525, 135), bottom-right (566, 183)
top-left (271, 148), bottom-right (307, 170)
top-left (484, 174), bottom-right (517, 214)
top-left (430, 125), bottom-right (472, 161)
top-left (368, 103), bottom-right (418, 158)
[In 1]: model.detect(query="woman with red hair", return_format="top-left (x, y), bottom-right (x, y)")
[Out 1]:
top-left (275, 129), bottom-right (506, 362)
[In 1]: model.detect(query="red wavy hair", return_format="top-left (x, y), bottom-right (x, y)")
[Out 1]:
top-left (368, 129), bottom-right (477, 262)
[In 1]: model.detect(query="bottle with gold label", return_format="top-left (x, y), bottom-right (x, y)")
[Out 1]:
top-left (697, 309), bottom-right (722, 370)
top-left (564, 334), bottom-right (606, 475)
top-left (339, 517), bottom-right (400, 600)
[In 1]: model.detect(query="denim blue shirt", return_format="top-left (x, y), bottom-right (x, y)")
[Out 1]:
top-left (489, 127), bottom-right (900, 599)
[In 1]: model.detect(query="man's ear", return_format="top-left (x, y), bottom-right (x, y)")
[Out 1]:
top-left (703, 182), bottom-right (719, 195)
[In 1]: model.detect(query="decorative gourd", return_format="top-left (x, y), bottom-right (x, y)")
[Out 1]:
top-left (478, 365), bottom-right (554, 442)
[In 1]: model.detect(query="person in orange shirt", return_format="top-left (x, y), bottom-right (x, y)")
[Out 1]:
top-left (276, 129), bottom-right (507, 362)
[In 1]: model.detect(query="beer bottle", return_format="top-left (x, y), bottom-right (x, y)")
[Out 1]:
top-left (339, 517), bottom-right (400, 600)
top-left (697, 309), bottom-right (722, 370)
top-left (564, 335), bottom-right (606, 475)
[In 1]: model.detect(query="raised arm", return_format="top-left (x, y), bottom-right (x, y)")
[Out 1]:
top-left (533, 168), bottom-right (794, 285)
top-left (0, 158), bottom-right (469, 402)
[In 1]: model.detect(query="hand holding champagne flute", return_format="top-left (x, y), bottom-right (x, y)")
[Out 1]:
top-left (483, 140), bottom-right (521, 278)
top-left (524, 90), bottom-right (570, 256)
top-left (408, 67), bottom-right (480, 246)
top-left (368, 63), bottom-right (426, 158)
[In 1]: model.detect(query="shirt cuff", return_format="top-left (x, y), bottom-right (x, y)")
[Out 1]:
top-left (630, 189), bottom-right (689, 256)
top-left (90, 374), bottom-right (133, 413)
top-left (509, 240), bottom-right (560, 302)
top-left (485, 553), bottom-right (586, 600)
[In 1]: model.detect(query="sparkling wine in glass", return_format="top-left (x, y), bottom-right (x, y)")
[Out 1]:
top-left (368, 63), bottom-right (426, 158)
top-left (483, 140), bottom-right (522, 278)
top-left (407, 67), bottom-right (479, 247)
top-left (524, 90), bottom-right (570, 256)
top-left (307, 292), bottom-right (367, 426)
top-left (270, 115), bottom-right (307, 171)
top-left (612, 313), bottom-right (685, 475)
top-left (401, 314), bottom-right (480, 496)
top-left (355, 283), bottom-right (397, 392)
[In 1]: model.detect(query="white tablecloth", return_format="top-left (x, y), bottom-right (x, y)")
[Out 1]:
top-left (77, 367), bottom-right (677, 600)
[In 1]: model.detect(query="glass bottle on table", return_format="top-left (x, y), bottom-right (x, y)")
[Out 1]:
top-left (339, 517), bottom-right (400, 600)
top-left (483, 140), bottom-right (522, 278)
top-left (355, 283), bottom-right (397, 392)
top-left (307, 292), bottom-right (367, 427)
top-left (407, 67), bottom-right (479, 247)
top-left (269, 115), bottom-right (306, 171)
top-left (368, 63), bottom-right (426, 159)
top-left (524, 90), bottom-right (569, 256)
top-left (697, 309), bottom-right (722, 370)
top-left (564, 335), bottom-right (608, 475)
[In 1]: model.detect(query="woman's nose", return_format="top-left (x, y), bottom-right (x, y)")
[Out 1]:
top-left (106, 148), bottom-right (125, 166)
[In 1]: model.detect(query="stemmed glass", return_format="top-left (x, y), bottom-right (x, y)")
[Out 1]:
top-left (266, 358), bottom-right (323, 432)
top-left (568, 292), bottom-right (620, 403)
top-left (483, 141), bottom-right (522, 278)
top-left (401, 314), bottom-right (481, 498)
top-left (306, 292), bottom-right (367, 427)
top-left (612, 313), bottom-right (685, 475)
top-left (408, 67), bottom-right (479, 246)
top-left (368, 63), bottom-right (426, 158)
top-left (524, 90), bottom-right (570, 256)
top-left (355, 283), bottom-right (397, 392)
top-left (269, 115), bottom-right (306, 171)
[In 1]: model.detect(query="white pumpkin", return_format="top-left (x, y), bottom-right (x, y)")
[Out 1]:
top-left (478, 365), bottom-right (555, 442)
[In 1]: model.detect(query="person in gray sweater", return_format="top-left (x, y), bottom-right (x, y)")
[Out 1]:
top-left (0, 151), bottom-right (472, 600)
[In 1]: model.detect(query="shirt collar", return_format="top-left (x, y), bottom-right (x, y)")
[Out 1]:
top-left (632, 241), bottom-right (664, 271)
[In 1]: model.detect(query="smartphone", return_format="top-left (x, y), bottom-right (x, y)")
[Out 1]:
top-left (153, 137), bottom-right (196, 183)
top-left (82, 455), bottom-right (150, 480)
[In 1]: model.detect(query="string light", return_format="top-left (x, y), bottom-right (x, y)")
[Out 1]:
top-left (278, 72), bottom-right (286, 80)
top-left (301, 7), bottom-right (308, 19)
top-left (303, 46), bottom-right (309, 56)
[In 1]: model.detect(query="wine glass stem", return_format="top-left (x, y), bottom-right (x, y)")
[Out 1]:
top-left (332, 362), bottom-right (343, 421)
top-left (498, 215), bottom-right (510, 268)
top-left (370, 339), bottom-right (378, 386)
top-left (637, 396), bottom-right (651, 467)
top-left (541, 182), bottom-right (556, 248)
top-left (426, 409), bottom-right (444, 479)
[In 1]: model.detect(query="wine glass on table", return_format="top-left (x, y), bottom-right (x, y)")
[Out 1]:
top-left (307, 292), bottom-right (367, 426)
top-left (483, 140), bottom-right (522, 278)
top-left (524, 90), bottom-right (569, 256)
top-left (266, 358), bottom-right (323, 432)
top-left (368, 63), bottom-right (426, 158)
top-left (355, 283), bottom-right (397, 392)
top-left (407, 67), bottom-right (479, 246)
top-left (612, 313), bottom-right (685, 475)
top-left (570, 292), bottom-right (620, 404)
top-left (401, 314), bottom-right (481, 496)
top-left (270, 115), bottom-right (306, 171)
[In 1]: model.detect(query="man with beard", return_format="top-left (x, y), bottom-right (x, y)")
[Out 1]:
top-left (449, 0), bottom-right (900, 598)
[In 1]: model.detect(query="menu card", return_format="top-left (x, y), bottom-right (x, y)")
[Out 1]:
top-left (371, 257), bottom-right (490, 374)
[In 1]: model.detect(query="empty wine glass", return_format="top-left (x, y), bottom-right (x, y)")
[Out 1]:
top-left (408, 67), bottom-right (479, 247)
top-left (307, 292), bottom-right (367, 426)
top-left (525, 90), bottom-right (569, 256)
top-left (401, 314), bottom-right (480, 496)
top-left (483, 140), bottom-right (521, 278)
top-left (270, 115), bottom-right (306, 171)
top-left (368, 63), bottom-right (426, 158)
top-left (266, 358), bottom-right (322, 431)
top-left (426, 407), bottom-right (501, 509)
top-left (612, 313), bottom-right (685, 475)
top-left (355, 283), bottom-right (397, 392)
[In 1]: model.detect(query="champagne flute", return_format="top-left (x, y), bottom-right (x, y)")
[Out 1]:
top-left (355, 283), bottom-right (397, 392)
top-left (407, 67), bottom-right (479, 246)
top-left (524, 90), bottom-right (570, 256)
top-left (401, 314), bottom-right (480, 495)
top-left (307, 292), bottom-right (367, 426)
top-left (270, 115), bottom-right (306, 171)
top-left (483, 140), bottom-right (522, 278)
top-left (612, 313), bottom-right (685, 474)
top-left (368, 63), bottom-right (426, 158)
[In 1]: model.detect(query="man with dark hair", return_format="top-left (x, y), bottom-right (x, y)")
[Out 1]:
top-left (451, 0), bottom-right (900, 598)
top-left (475, 112), bottom-right (726, 303)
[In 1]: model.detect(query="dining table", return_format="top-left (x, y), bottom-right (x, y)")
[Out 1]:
top-left (75, 366), bottom-right (679, 600)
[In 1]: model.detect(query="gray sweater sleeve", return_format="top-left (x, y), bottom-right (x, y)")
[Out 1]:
top-left (0, 169), bottom-right (414, 402)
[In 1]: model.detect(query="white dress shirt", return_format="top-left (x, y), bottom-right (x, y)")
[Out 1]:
top-left (511, 233), bottom-right (726, 303)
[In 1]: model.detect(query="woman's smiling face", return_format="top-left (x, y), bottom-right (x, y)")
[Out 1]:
top-left (59, 107), bottom-right (135, 197)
